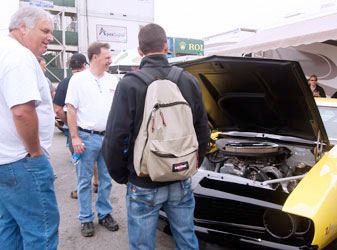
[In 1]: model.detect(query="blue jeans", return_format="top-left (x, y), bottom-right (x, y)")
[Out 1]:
top-left (76, 131), bottom-right (112, 223)
top-left (0, 154), bottom-right (59, 250)
top-left (126, 179), bottom-right (199, 250)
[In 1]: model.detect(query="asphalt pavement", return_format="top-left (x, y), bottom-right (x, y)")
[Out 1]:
top-left (50, 128), bottom-right (229, 250)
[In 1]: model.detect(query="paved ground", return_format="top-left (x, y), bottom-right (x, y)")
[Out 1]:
top-left (50, 128), bottom-right (228, 250)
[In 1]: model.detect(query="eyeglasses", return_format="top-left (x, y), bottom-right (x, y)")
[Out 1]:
top-left (310, 79), bottom-right (317, 82)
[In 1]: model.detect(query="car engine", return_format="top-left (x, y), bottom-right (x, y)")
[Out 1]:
top-left (205, 137), bottom-right (315, 193)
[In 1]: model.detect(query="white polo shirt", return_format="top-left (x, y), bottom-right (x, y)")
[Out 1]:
top-left (0, 36), bottom-right (55, 164)
top-left (65, 69), bottom-right (118, 132)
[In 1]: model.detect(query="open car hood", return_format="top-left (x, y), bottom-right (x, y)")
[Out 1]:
top-left (175, 55), bottom-right (329, 145)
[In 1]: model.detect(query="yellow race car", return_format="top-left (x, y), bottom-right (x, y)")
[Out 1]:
top-left (159, 56), bottom-right (337, 249)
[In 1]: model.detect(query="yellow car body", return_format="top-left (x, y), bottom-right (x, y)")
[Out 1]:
top-left (283, 147), bottom-right (337, 249)
top-left (284, 98), bottom-right (337, 249)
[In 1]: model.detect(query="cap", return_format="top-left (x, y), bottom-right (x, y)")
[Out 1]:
top-left (69, 53), bottom-right (88, 69)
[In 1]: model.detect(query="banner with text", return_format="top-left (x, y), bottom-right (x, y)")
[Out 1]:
top-left (96, 25), bottom-right (127, 43)
top-left (174, 38), bottom-right (204, 55)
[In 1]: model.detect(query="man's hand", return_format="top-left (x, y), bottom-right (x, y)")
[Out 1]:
top-left (72, 137), bottom-right (86, 154)
top-left (11, 101), bottom-right (43, 157)
top-left (66, 103), bottom-right (86, 155)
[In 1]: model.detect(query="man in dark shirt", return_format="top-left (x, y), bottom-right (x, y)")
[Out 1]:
top-left (102, 23), bottom-right (210, 250)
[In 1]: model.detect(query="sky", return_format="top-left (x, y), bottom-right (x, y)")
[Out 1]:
top-left (154, 0), bottom-right (325, 39)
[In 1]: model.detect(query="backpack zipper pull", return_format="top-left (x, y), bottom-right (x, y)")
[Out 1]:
top-left (151, 108), bottom-right (156, 132)
top-left (160, 110), bottom-right (166, 126)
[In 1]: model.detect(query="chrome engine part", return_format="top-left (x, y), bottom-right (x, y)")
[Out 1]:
top-left (222, 142), bottom-right (281, 155)
top-left (206, 139), bottom-right (313, 193)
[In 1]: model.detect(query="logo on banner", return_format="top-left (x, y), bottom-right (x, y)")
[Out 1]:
top-left (96, 25), bottom-right (127, 43)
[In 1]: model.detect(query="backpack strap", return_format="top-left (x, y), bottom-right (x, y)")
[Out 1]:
top-left (166, 66), bottom-right (183, 83)
top-left (126, 70), bottom-right (155, 86)
top-left (126, 66), bottom-right (183, 86)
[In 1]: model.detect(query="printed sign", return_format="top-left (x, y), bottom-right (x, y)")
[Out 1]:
top-left (174, 38), bottom-right (204, 55)
top-left (29, 0), bottom-right (54, 8)
top-left (96, 25), bottom-right (127, 43)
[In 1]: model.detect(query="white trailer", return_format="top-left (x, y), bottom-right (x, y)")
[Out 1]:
top-left (0, 0), bottom-right (19, 37)
top-left (77, 0), bottom-right (154, 57)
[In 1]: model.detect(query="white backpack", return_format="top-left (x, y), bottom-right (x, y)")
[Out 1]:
top-left (130, 66), bottom-right (199, 182)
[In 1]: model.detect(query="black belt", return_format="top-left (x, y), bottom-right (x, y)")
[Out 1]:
top-left (78, 127), bottom-right (105, 136)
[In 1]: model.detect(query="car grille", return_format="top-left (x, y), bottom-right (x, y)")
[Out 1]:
top-left (194, 194), bottom-right (266, 227)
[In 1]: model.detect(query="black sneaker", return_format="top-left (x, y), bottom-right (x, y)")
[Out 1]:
top-left (70, 190), bottom-right (77, 199)
top-left (98, 214), bottom-right (119, 231)
top-left (81, 221), bottom-right (94, 237)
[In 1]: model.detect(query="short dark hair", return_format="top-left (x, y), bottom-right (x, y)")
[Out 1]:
top-left (87, 42), bottom-right (110, 62)
top-left (69, 53), bottom-right (88, 70)
top-left (310, 74), bottom-right (318, 81)
top-left (138, 23), bottom-right (167, 55)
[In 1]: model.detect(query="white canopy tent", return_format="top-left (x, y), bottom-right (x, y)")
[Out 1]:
top-left (109, 49), bottom-right (142, 76)
top-left (206, 11), bottom-right (337, 57)
top-left (111, 48), bottom-right (142, 66)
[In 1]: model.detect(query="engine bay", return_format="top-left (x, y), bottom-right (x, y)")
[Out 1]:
top-left (203, 136), bottom-right (316, 193)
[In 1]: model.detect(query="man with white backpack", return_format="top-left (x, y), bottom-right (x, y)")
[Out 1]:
top-left (102, 23), bottom-right (210, 250)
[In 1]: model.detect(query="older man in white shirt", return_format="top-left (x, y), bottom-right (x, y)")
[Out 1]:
top-left (0, 6), bottom-right (59, 250)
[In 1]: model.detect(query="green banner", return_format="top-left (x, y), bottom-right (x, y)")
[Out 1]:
top-left (174, 38), bottom-right (204, 55)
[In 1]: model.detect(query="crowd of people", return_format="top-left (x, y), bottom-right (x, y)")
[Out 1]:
top-left (0, 6), bottom-right (209, 250)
